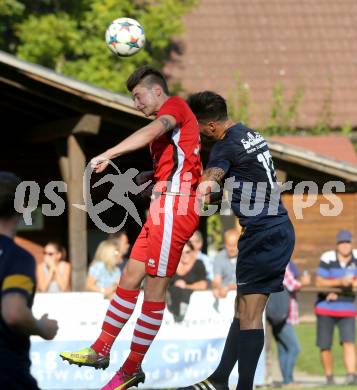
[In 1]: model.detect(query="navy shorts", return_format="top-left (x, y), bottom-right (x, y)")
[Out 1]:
top-left (236, 219), bottom-right (295, 294)
top-left (316, 315), bottom-right (356, 350)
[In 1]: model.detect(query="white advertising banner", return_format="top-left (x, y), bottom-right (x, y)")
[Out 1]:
top-left (30, 291), bottom-right (265, 389)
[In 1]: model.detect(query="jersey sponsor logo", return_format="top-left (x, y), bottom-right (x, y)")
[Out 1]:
top-left (240, 132), bottom-right (265, 150)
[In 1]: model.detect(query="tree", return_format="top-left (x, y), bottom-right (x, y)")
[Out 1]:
top-left (1, 0), bottom-right (196, 93)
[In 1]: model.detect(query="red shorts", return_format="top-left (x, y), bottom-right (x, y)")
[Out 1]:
top-left (130, 194), bottom-right (199, 277)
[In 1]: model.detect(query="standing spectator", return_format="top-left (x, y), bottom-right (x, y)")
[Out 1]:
top-left (190, 230), bottom-right (213, 280)
top-left (167, 241), bottom-right (209, 322)
top-left (86, 239), bottom-right (126, 299)
top-left (0, 171), bottom-right (58, 389)
top-left (315, 230), bottom-right (357, 385)
top-left (37, 242), bottom-right (71, 292)
top-left (271, 262), bottom-right (310, 386)
top-left (212, 229), bottom-right (239, 300)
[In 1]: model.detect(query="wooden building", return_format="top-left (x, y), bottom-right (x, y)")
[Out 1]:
top-left (0, 50), bottom-right (150, 290)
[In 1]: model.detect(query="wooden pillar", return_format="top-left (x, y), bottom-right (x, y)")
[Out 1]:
top-left (67, 135), bottom-right (87, 291)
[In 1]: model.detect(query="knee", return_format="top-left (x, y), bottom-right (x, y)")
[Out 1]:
top-left (119, 267), bottom-right (141, 289)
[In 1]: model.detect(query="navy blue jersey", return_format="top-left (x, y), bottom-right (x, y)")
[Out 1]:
top-left (206, 123), bottom-right (288, 227)
top-left (0, 234), bottom-right (36, 368)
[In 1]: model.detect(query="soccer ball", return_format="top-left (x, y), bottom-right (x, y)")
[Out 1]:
top-left (105, 17), bottom-right (145, 57)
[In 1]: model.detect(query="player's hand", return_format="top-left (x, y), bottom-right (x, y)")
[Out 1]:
top-left (326, 292), bottom-right (338, 301)
top-left (38, 313), bottom-right (58, 340)
top-left (90, 154), bottom-right (110, 173)
top-left (174, 279), bottom-right (187, 289)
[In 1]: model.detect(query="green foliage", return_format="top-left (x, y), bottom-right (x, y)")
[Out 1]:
top-left (228, 71), bottom-right (250, 125)
top-left (207, 214), bottom-right (223, 252)
top-left (311, 77), bottom-right (333, 135)
top-left (2, 0), bottom-right (196, 93)
top-left (265, 83), bottom-right (304, 135)
top-left (294, 323), bottom-right (356, 376)
top-left (0, 0), bottom-right (25, 50)
top-left (228, 72), bottom-right (349, 135)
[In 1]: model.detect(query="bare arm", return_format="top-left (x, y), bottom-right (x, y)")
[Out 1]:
top-left (54, 262), bottom-right (71, 292)
top-left (199, 167), bottom-right (226, 204)
top-left (315, 275), bottom-right (352, 288)
top-left (186, 280), bottom-right (208, 291)
top-left (36, 263), bottom-right (54, 292)
top-left (1, 293), bottom-right (58, 339)
top-left (212, 275), bottom-right (223, 289)
top-left (91, 115), bottom-right (177, 173)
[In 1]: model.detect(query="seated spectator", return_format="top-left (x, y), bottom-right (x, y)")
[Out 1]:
top-left (270, 261), bottom-right (310, 386)
top-left (107, 230), bottom-right (130, 271)
top-left (37, 241), bottom-right (71, 292)
top-left (86, 239), bottom-right (125, 298)
top-left (167, 241), bottom-right (209, 322)
top-left (212, 229), bottom-right (239, 300)
top-left (190, 230), bottom-right (214, 280)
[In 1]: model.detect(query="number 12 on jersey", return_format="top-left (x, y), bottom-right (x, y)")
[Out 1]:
top-left (257, 150), bottom-right (277, 187)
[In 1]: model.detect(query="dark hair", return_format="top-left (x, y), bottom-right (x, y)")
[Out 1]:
top-left (126, 65), bottom-right (169, 95)
top-left (187, 91), bottom-right (228, 123)
top-left (108, 230), bottom-right (127, 240)
top-left (0, 171), bottom-right (21, 219)
top-left (46, 241), bottom-right (67, 262)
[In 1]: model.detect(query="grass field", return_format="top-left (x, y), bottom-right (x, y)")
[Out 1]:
top-left (294, 323), bottom-right (357, 376)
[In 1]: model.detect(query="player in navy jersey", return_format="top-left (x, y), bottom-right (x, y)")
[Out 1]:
top-left (0, 172), bottom-right (58, 389)
top-left (179, 92), bottom-right (295, 390)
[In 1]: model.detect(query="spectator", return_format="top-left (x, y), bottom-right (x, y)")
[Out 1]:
top-left (108, 230), bottom-right (130, 271)
top-left (0, 171), bottom-right (58, 389)
top-left (167, 241), bottom-right (209, 322)
top-left (86, 239), bottom-right (126, 298)
top-left (271, 262), bottom-right (310, 386)
top-left (315, 230), bottom-right (357, 385)
top-left (190, 230), bottom-right (214, 280)
top-left (212, 229), bottom-right (239, 300)
top-left (36, 242), bottom-right (71, 292)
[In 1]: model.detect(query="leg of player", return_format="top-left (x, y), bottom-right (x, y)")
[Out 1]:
top-left (235, 293), bottom-right (268, 390)
top-left (60, 259), bottom-right (146, 369)
top-left (102, 275), bottom-right (171, 390)
top-left (177, 294), bottom-right (268, 390)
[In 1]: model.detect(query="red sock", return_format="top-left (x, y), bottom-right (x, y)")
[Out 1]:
top-left (91, 287), bottom-right (139, 356)
top-left (122, 301), bottom-right (165, 374)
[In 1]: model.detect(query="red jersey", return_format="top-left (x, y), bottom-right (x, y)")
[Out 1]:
top-left (151, 96), bottom-right (202, 193)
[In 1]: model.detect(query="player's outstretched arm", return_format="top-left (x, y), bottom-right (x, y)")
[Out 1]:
top-left (2, 293), bottom-right (58, 340)
top-left (91, 115), bottom-right (177, 173)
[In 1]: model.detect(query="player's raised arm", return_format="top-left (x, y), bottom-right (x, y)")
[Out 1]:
top-left (90, 114), bottom-right (176, 173)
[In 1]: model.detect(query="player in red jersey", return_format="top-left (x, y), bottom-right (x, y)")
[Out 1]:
top-left (60, 66), bottom-right (202, 390)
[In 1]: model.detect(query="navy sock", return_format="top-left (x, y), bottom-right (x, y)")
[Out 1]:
top-left (210, 318), bottom-right (240, 384)
top-left (236, 329), bottom-right (264, 390)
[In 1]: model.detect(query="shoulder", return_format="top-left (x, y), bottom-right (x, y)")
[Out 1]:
top-left (320, 250), bottom-right (336, 264)
top-left (89, 261), bottom-right (105, 273)
top-left (160, 96), bottom-right (188, 112)
top-left (214, 249), bottom-right (227, 262)
top-left (8, 241), bottom-right (36, 269)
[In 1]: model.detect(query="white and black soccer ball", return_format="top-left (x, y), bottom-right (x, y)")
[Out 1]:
top-left (105, 17), bottom-right (145, 57)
